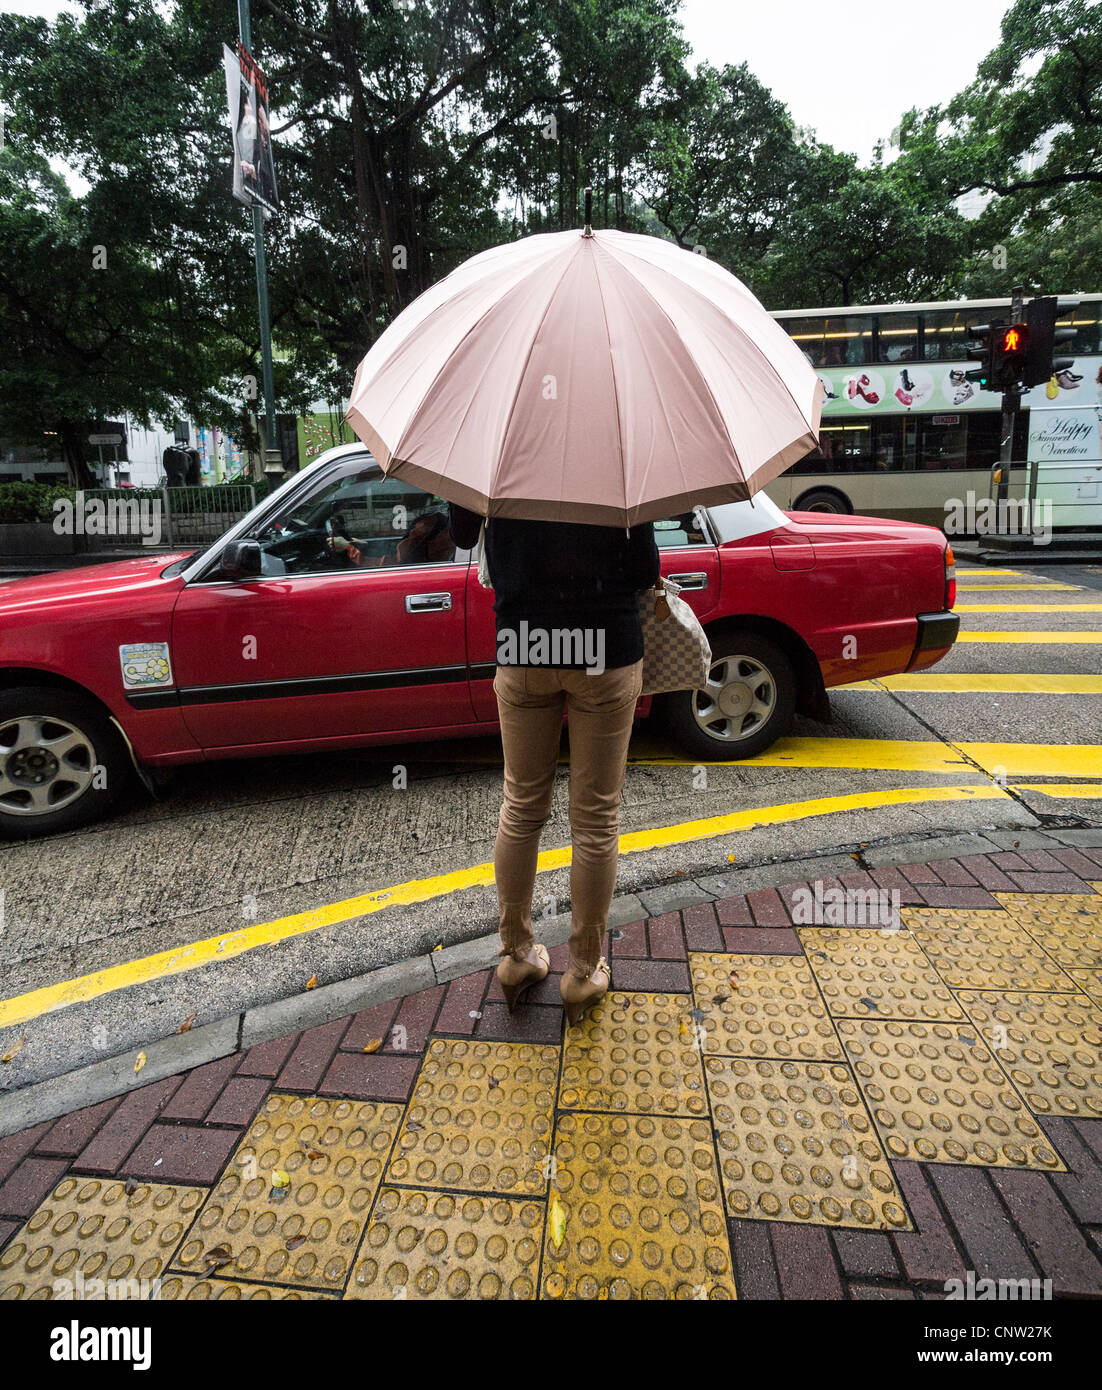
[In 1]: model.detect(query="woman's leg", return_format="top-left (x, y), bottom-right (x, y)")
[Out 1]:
top-left (561, 660), bottom-right (644, 977)
top-left (493, 665), bottom-right (566, 962)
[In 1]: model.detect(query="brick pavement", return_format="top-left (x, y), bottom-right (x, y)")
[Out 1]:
top-left (1, 848), bottom-right (1100, 1301)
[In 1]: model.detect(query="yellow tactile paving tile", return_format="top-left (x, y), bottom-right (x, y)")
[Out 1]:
top-left (799, 927), bottom-right (966, 1023)
top-left (837, 1018), bottom-right (1065, 1171)
top-left (386, 1040), bottom-right (557, 1196)
top-left (994, 892), bottom-right (1102, 970)
top-left (955, 990), bottom-right (1102, 1119)
top-left (1067, 968), bottom-right (1102, 1003)
top-left (171, 1094), bottom-right (402, 1293)
top-left (541, 1112), bottom-right (736, 1300)
top-left (903, 907), bottom-right (1076, 992)
top-left (705, 1056), bottom-right (911, 1231)
top-left (689, 952), bottom-right (844, 1061)
top-left (348, 1188), bottom-right (543, 1300)
top-left (0, 1178), bottom-right (206, 1300)
top-left (157, 1275), bottom-right (336, 1300)
top-left (558, 992), bottom-right (707, 1117)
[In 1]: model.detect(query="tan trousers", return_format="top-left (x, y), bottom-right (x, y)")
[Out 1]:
top-left (493, 660), bottom-right (643, 978)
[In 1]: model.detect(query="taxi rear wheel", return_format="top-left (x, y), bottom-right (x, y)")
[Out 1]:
top-left (0, 687), bottom-right (132, 839)
top-left (662, 632), bottom-right (796, 760)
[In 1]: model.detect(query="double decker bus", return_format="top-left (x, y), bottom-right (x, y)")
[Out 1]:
top-left (765, 295), bottom-right (1102, 530)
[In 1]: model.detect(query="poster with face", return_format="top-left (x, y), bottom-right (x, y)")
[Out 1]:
top-left (223, 42), bottom-right (279, 214)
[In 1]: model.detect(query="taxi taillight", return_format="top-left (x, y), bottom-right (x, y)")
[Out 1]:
top-left (945, 544), bottom-right (956, 609)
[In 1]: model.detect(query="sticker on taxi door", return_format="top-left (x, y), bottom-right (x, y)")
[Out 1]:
top-left (119, 641), bottom-right (173, 689)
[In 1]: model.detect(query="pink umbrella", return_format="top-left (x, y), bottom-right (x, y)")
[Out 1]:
top-left (346, 224), bottom-right (824, 526)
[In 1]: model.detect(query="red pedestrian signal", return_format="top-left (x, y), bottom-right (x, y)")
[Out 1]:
top-left (1000, 325), bottom-right (1028, 355)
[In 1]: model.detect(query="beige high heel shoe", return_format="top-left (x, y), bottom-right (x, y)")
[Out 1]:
top-left (498, 943), bottom-right (550, 1012)
top-left (560, 957), bottom-right (610, 1027)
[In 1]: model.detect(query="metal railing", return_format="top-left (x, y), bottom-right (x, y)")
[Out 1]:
top-left (79, 485), bottom-right (257, 549)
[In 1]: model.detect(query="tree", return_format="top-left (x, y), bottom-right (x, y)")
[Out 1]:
top-left (896, 0), bottom-right (1101, 295)
top-left (0, 1), bottom-right (273, 482)
top-left (642, 62), bottom-right (810, 285)
top-left (754, 147), bottom-right (967, 308)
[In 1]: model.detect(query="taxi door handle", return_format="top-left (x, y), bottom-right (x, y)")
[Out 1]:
top-left (405, 592), bottom-right (453, 613)
top-left (668, 572), bottom-right (708, 590)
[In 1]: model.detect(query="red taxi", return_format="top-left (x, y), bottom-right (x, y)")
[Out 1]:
top-left (0, 444), bottom-right (957, 837)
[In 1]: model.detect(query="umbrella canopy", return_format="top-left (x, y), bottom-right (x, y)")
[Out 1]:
top-left (346, 228), bottom-right (824, 526)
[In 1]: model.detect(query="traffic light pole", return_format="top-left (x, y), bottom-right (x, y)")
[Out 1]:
top-left (237, 0), bottom-right (278, 456)
top-left (998, 286), bottom-right (1024, 519)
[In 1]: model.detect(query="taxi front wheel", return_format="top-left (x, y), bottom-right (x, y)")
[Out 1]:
top-left (662, 632), bottom-right (796, 760)
top-left (0, 687), bottom-right (133, 839)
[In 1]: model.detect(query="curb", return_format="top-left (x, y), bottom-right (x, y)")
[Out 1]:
top-left (2, 823), bottom-right (1100, 1138)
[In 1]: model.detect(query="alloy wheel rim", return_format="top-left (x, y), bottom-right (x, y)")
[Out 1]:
top-left (0, 715), bottom-right (97, 816)
top-left (691, 655), bottom-right (777, 743)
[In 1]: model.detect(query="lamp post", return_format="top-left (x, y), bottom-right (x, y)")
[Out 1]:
top-left (237, 0), bottom-right (280, 473)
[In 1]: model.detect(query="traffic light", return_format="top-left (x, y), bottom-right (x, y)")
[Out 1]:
top-left (964, 320), bottom-right (1004, 392)
top-left (995, 322), bottom-right (1029, 389)
top-left (1021, 296), bottom-right (1080, 389)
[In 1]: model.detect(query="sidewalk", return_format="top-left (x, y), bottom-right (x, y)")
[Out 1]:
top-left (1, 845), bottom-right (1100, 1301)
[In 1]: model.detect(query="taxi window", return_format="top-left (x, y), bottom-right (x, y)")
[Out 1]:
top-left (654, 511), bottom-right (710, 548)
top-left (248, 464), bottom-right (459, 575)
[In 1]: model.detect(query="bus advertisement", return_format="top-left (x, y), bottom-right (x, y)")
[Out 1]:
top-left (766, 296), bottom-right (1102, 536)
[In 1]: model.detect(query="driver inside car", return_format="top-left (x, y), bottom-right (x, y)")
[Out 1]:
top-left (326, 508), bottom-right (456, 567)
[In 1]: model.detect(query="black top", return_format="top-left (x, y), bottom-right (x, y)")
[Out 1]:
top-left (449, 503), bottom-right (659, 670)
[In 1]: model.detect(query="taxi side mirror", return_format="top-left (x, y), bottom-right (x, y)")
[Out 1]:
top-left (220, 539), bottom-right (262, 578)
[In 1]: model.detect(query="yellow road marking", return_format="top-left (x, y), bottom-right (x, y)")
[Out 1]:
top-left (0, 783), bottom-right (1013, 1031)
top-left (955, 603), bottom-right (1102, 613)
top-left (956, 569), bottom-right (1024, 577)
top-left (839, 674), bottom-right (1102, 694)
top-left (630, 737), bottom-right (1102, 777)
top-left (956, 583), bottom-right (1082, 592)
top-left (957, 631), bottom-right (1102, 643)
top-left (1017, 783), bottom-right (1102, 798)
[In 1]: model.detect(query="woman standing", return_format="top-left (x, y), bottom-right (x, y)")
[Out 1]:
top-left (450, 504), bottom-right (659, 1026)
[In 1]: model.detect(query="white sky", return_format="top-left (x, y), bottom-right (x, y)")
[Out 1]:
top-left (678, 0), bottom-right (1011, 161)
top-left (4, 0), bottom-right (1011, 163)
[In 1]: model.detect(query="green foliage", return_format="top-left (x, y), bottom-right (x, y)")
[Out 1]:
top-left (895, 0), bottom-right (1101, 296)
top-left (0, 481), bottom-right (76, 524)
top-left (0, 0), bottom-right (1095, 463)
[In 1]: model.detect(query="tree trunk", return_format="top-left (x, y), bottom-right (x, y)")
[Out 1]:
top-left (59, 420), bottom-right (97, 488)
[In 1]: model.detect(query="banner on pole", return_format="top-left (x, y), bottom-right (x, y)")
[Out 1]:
top-left (223, 41), bottom-right (279, 213)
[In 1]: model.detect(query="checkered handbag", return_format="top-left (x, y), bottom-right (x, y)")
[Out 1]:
top-left (638, 577), bottom-right (712, 695)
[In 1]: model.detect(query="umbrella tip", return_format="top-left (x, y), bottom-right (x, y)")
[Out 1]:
top-left (582, 186), bottom-right (593, 238)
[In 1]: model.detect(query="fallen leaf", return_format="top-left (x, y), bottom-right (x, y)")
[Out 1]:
top-left (270, 1186), bottom-right (289, 1203)
top-left (134, 1051), bottom-right (147, 1075)
top-left (432, 942), bottom-right (443, 952)
top-left (362, 1038), bottom-right (383, 1054)
top-left (1, 1034), bottom-right (25, 1064)
top-left (850, 852), bottom-right (861, 861)
top-left (177, 1011), bottom-right (197, 1034)
top-left (711, 993), bottom-right (728, 1006)
top-left (674, 870), bottom-right (686, 878)
top-left (488, 1076), bottom-right (501, 1090)
top-left (406, 1120), bottom-right (424, 1132)
top-left (124, 1181), bottom-right (137, 1196)
top-left (728, 972), bottom-right (739, 989)
top-left (286, 1235), bottom-right (306, 1251)
top-left (271, 1169), bottom-right (291, 1188)
top-left (548, 1195), bottom-right (567, 1249)
top-left (204, 1244), bottom-right (233, 1269)
top-left (305, 974), bottom-right (318, 990)
top-left (727, 854), bottom-right (736, 863)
